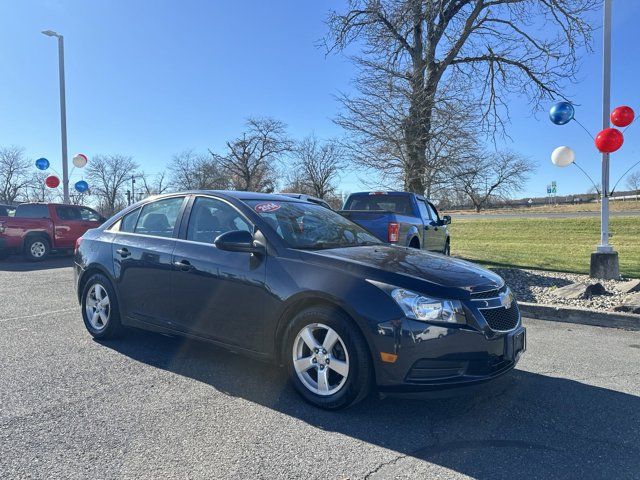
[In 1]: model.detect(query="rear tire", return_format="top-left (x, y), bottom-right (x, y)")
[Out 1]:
top-left (81, 273), bottom-right (123, 340)
top-left (409, 238), bottom-right (420, 249)
top-left (284, 306), bottom-right (373, 410)
top-left (24, 236), bottom-right (50, 261)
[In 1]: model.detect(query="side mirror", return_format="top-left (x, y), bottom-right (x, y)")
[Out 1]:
top-left (441, 215), bottom-right (451, 225)
top-left (214, 230), bottom-right (263, 254)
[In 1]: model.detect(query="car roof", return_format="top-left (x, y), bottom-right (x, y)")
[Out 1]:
top-left (154, 190), bottom-right (309, 203)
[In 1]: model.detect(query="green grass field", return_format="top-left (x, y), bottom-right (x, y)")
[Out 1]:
top-left (449, 216), bottom-right (640, 279)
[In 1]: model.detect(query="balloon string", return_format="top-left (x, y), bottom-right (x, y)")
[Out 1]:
top-left (572, 117), bottom-right (595, 140)
top-left (572, 161), bottom-right (601, 196)
top-left (611, 158), bottom-right (640, 195)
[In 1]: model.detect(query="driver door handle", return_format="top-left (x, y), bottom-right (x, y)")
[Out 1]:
top-left (173, 259), bottom-right (194, 271)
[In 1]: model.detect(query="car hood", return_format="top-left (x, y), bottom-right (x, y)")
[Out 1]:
top-left (300, 245), bottom-right (504, 298)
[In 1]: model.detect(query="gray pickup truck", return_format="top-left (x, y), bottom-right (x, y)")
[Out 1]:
top-left (340, 191), bottom-right (451, 254)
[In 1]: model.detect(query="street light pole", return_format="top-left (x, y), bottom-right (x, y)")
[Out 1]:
top-left (42, 30), bottom-right (69, 204)
top-left (599, 0), bottom-right (612, 252)
top-left (590, 0), bottom-right (619, 279)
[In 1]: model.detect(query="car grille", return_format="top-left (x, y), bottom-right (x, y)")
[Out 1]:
top-left (471, 285), bottom-right (507, 300)
top-left (480, 303), bottom-right (520, 331)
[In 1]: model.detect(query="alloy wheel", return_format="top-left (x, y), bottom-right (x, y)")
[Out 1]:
top-left (292, 323), bottom-right (350, 396)
top-left (30, 241), bottom-right (46, 258)
top-left (85, 283), bottom-right (111, 330)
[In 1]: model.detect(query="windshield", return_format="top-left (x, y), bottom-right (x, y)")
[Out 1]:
top-left (246, 200), bottom-right (382, 250)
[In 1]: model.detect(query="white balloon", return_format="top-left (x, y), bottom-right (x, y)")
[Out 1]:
top-left (551, 146), bottom-right (575, 167)
top-left (72, 153), bottom-right (88, 168)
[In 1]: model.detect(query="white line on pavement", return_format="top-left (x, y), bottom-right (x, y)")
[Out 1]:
top-left (0, 308), bottom-right (77, 323)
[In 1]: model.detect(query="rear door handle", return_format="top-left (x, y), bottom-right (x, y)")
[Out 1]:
top-left (116, 248), bottom-right (130, 258)
top-left (173, 259), bottom-right (194, 271)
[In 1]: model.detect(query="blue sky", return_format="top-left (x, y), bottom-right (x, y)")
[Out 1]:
top-left (1, 0), bottom-right (639, 199)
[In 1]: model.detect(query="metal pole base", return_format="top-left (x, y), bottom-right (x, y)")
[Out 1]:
top-left (590, 251), bottom-right (619, 280)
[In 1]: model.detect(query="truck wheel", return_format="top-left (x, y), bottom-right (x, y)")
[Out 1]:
top-left (409, 238), bottom-right (420, 249)
top-left (284, 306), bottom-right (373, 410)
top-left (24, 237), bottom-right (50, 261)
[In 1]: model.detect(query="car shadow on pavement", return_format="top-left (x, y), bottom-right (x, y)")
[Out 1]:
top-left (0, 255), bottom-right (74, 272)
top-left (102, 330), bottom-right (640, 479)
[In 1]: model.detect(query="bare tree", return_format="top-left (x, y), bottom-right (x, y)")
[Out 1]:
top-left (0, 146), bottom-right (32, 204)
top-left (168, 149), bottom-right (228, 191)
top-left (626, 171), bottom-right (640, 192)
top-left (452, 150), bottom-right (536, 212)
top-left (86, 154), bottom-right (138, 216)
top-left (24, 171), bottom-right (57, 203)
top-left (327, 0), bottom-right (596, 194)
top-left (140, 171), bottom-right (171, 197)
top-left (290, 135), bottom-right (345, 199)
top-left (282, 170), bottom-right (315, 196)
top-left (213, 117), bottom-right (293, 192)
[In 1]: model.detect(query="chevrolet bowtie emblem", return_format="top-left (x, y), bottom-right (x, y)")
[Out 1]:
top-left (500, 291), bottom-right (513, 308)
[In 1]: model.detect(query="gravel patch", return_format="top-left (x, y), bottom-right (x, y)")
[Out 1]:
top-left (493, 267), bottom-right (640, 314)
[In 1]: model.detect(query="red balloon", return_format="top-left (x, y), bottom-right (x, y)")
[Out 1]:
top-left (595, 128), bottom-right (624, 153)
top-left (45, 175), bottom-right (60, 188)
top-left (610, 106), bottom-right (635, 127)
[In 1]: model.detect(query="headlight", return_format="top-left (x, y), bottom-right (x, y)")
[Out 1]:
top-left (391, 288), bottom-right (466, 324)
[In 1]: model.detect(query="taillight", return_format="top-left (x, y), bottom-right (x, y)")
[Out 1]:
top-left (74, 237), bottom-right (83, 254)
top-left (388, 222), bottom-right (399, 243)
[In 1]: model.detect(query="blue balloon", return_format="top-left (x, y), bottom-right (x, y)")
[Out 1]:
top-left (35, 158), bottom-right (50, 170)
top-left (549, 102), bottom-right (575, 125)
top-left (74, 180), bottom-right (89, 193)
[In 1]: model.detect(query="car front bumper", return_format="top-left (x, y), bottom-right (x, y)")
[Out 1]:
top-left (372, 314), bottom-right (526, 393)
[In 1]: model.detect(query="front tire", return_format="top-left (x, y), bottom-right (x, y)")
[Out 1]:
top-left (24, 236), bottom-right (50, 261)
top-left (81, 274), bottom-right (123, 339)
top-left (284, 306), bottom-right (373, 410)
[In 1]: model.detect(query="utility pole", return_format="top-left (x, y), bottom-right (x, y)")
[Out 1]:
top-left (42, 30), bottom-right (69, 203)
top-left (131, 176), bottom-right (136, 205)
top-left (590, 0), bottom-right (619, 279)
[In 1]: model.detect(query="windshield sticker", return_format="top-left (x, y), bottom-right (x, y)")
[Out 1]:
top-left (255, 202), bottom-right (281, 213)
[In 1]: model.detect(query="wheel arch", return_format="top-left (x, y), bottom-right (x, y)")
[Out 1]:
top-left (22, 231), bottom-right (52, 252)
top-left (77, 264), bottom-right (118, 303)
top-left (273, 292), bottom-right (375, 368)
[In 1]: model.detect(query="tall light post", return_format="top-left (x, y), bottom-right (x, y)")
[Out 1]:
top-left (591, 0), bottom-right (619, 279)
top-left (42, 30), bottom-right (70, 204)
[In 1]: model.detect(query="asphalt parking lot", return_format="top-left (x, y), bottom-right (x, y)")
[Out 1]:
top-left (1, 257), bottom-right (639, 479)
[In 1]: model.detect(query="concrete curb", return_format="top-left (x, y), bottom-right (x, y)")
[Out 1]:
top-left (519, 302), bottom-right (640, 331)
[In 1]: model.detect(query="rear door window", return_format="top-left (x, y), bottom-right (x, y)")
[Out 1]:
top-left (119, 208), bottom-right (141, 232)
top-left (134, 197), bottom-right (185, 238)
top-left (417, 201), bottom-right (431, 221)
top-left (426, 202), bottom-right (440, 222)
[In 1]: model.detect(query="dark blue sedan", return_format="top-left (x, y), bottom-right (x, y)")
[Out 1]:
top-left (74, 191), bottom-right (525, 409)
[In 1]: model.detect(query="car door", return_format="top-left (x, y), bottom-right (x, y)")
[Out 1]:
top-left (425, 201), bottom-right (447, 252)
top-left (52, 205), bottom-right (80, 248)
top-left (54, 205), bottom-right (101, 248)
top-left (111, 195), bottom-right (187, 326)
top-left (170, 195), bottom-right (268, 352)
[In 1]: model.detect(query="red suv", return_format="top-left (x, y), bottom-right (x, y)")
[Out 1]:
top-left (0, 203), bottom-right (105, 261)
